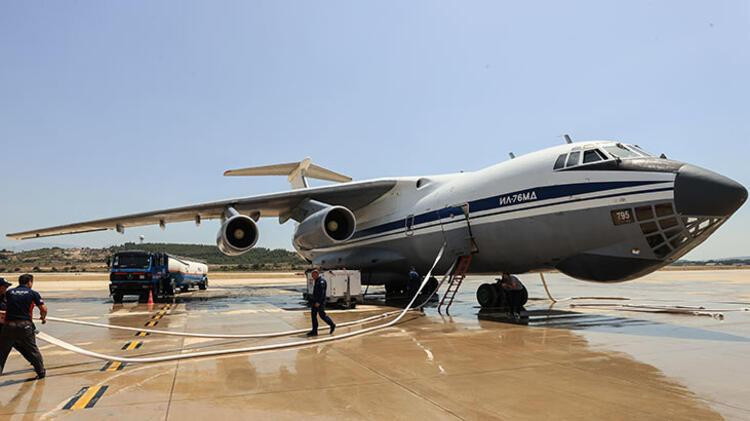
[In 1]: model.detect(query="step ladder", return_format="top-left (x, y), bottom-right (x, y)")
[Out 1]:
top-left (437, 254), bottom-right (473, 314)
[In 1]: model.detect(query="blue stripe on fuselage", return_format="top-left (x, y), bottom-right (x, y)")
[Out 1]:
top-left (351, 180), bottom-right (669, 241)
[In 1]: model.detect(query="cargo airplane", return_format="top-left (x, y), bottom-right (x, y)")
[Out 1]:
top-left (7, 139), bottom-right (747, 308)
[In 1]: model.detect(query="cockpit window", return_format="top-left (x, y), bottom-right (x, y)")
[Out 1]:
top-left (603, 143), bottom-right (640, 159)
top-left (628, 144), bottom-right (653, 157)
top-left (553, 154), bottom-right (567, 170)
top-left (565, 151), bottom-right (580, 167)
top-left (582, 149), bottom-right (606, 163)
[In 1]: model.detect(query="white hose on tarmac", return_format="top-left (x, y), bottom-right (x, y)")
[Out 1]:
top-left (43, 310), bottom-right (404, 339)
top-left (36, 243), bottom-right (448, 364)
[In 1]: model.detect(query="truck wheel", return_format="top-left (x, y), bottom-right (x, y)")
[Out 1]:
top-left (199, 278), bottom-right (207, 290)
top-left (180, 285), bottom-right (189, 293)
top-left (113, 293), bottom-right (123, 304)
top-left (138, 292), bottom-right (149, 303)
top-left (162, 280), bottom-right (174, 297)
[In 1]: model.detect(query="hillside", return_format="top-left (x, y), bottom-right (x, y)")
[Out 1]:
top-left (0, 243), bottom-right (307, 273)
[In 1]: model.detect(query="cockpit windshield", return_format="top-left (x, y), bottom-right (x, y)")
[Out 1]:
top-left (627, 144), bottom-right (654, 157)
top-left (602, 143), bottom-right (640, 159)
top-left (553, 142), bottom-right (655, 171)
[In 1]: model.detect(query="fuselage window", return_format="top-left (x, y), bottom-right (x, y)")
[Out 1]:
top-left (582, 149), bottom-right (604, 164)
top-left (553, 154), bottom-right (567, 170)
top-left (565, 151), bottom-right (580, 167)
top-left (603, 144), bottom-right (640, 159)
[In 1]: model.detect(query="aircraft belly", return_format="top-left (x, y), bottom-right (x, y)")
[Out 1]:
top-left (310, 193), bottom-right (681, 283)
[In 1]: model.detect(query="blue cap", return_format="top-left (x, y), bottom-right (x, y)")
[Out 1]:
top-left (0, 277), bottom-right (11, 287)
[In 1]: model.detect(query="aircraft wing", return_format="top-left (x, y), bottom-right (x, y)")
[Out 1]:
top-left (6, 179), bottom-right (397, 240)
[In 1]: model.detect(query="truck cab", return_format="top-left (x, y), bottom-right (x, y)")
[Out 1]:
top-left (109, 250), bottom-right (208, 303)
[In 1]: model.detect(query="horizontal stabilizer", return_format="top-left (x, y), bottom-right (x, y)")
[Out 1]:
top-left (224, 158), bottom-right (352, 189)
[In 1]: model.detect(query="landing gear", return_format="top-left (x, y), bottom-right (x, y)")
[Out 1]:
top-left (385, 281), bottom-right (407, 298)
top-left (476, 275), bottom-right (528, 309)
top-left (421, 276), bottom-right (439, 299)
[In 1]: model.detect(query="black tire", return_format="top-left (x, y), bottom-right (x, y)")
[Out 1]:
top-left (112, 293), bottom-right (123, 304)
top-left (138, 292), bottom-right (148, 303)
top-left (161, 278), bottom-right (175, 298)
top-left (423, 276), bottom-right (439, 298)
top-left (199, 278), bottom-right (207, 290)
top-left (385, 282), bottom-right (405, 297)
top-left (493, 284), bottom-right (508, 308)
top-left (180, 285), bottom-right (189, 293)
top-left (510, 276), bottom-right (528, 306)
top-left (477, 283), bottom-right (498, 308)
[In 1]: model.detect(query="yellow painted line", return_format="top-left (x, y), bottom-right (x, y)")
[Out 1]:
top-left (100, 361), bottom-right (126, 371)
top-left (145, 320), bottom-right (158, 327)
top-left (68, 385), bottom-right (108, 410)
top-left (152, 314), bottom-right (163, 320)
top-left (135, 331), bottom-right (149, 337)
top-left (121, 341), bottom-right (143, 351)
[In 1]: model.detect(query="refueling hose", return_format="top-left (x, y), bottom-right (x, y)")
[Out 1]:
top-left (36, 243), bottom-right (448, 364)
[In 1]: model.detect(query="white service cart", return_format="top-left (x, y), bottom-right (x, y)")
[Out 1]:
top-left (304, 269), bottom-right (362, 309)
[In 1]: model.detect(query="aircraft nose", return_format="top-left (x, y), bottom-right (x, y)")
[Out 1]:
top-left (674, 164), bottom-right (748, 217)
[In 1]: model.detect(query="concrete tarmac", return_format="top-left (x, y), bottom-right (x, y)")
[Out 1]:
top-left (1, 270), bottom-right (749, 420)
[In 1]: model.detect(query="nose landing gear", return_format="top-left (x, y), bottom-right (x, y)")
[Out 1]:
top-left (476, 275), bottom-right (528, 309)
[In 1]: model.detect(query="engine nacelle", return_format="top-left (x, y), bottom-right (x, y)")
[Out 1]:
top-left (293, 206), bottom-right (356, 250)
top-left (216, 215), bottom-right (259, 256)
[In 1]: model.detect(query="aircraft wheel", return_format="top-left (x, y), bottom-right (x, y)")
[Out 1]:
top-left (385, 282), bottom-right (406, 298)
top-left (518, 284), bottom-right (529, 306)
top-left (493, 284), bottom-right (508, 308)
top-left (423, 276), bottom-right (439, 298)
top-left (112, 293), bottom-right (123, 304)
top-left (477, 283), bottom-right (498, 308)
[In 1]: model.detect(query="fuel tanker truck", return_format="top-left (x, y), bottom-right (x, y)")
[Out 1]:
top-left (108, 250), bottom-right (208, 303)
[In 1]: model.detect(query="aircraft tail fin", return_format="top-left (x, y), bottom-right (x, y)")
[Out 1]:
top-left (223, 158), bottom-right (352, 190)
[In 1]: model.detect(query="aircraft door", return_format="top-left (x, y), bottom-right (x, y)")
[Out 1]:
top-left (438, 202), bottom-right (477, 258)
top-left (405, 214), bottom-right (415, 236)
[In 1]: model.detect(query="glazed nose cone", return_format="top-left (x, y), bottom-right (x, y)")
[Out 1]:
top-left (674, 164), bottom-right (747, 217)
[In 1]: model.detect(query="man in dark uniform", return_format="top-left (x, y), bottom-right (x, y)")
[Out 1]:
top-left (307, 270), bottom-right (336, 337)
top-left (0, 274), bottom-right (47, 379)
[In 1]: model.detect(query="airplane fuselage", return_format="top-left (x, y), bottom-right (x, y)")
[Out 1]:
top-left (299, 141), bottom-right (747, 285)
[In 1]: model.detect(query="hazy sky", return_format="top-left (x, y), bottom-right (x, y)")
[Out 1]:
top-left (1, 1), bottom-right (748, 259)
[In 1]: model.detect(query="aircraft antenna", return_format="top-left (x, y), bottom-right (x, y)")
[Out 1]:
top-left (564, 134), bottom-right (573, 144)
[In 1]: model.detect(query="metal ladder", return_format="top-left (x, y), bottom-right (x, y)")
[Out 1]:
top-left (437, 254), bottom-right (473, 313)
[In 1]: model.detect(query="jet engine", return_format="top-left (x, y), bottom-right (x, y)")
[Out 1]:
top-left (216, 214), bottom-right (259, 256)
top-left (293, 206), bottom-right (356, 250)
